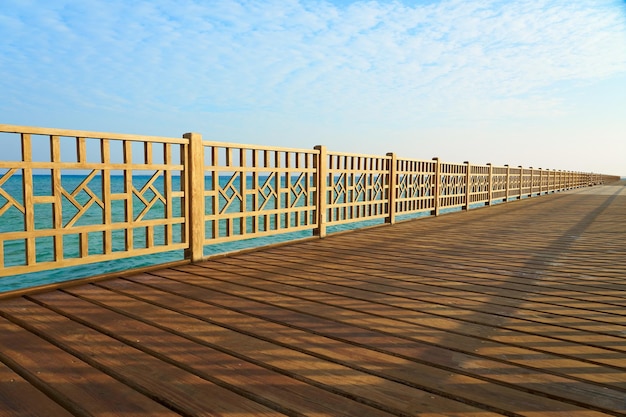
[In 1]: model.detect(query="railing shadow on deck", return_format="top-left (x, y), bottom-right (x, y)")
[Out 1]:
top-left (180, 182), bottom-right (626, 414)
top-left (0, 124), bottom-right (620, 292)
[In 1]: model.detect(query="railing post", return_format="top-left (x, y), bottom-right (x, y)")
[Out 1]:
top-left (386, 152), bottom-right (397, 224)
top-left (529, 167), bottom-right (533, 197)
top-left (463, 161), bottom-right (470, 211)
top-left (432, 157), bottom-right (440, 216)
top-left (184, 132), bottom-right (205, 263)
top-left (314, 145), bottom-right (327, 237)
top-left (486, 163), bottom-right (493, 206)
top-left (518, 166), bottom-right (523, 199)
top-left (504, 164), bottom-right (510, 202)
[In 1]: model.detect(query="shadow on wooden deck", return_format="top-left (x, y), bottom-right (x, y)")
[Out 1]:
top-left (1, 184), bottom-right (625, 416)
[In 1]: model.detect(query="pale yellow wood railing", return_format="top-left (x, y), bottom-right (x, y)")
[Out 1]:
top-left (0, 125), bottom-right (188, 276)
top-left (0, 124), bottom-right (620, 278)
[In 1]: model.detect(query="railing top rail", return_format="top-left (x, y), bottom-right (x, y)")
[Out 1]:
top-left (202, 140), bottom-right (320, 154)
top-left (395, 156), bottom-right (436, 164)
top-left (327, 150), bottom-right (392, 159)
top-left (0, 124), bottom-right (186, 144)
top-left (440, 161), bottom-right (470, 166)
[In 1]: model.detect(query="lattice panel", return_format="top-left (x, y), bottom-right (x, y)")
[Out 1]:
top-left (521, 169), bottom-right (533, 195)
top-left (203, 145), bottom-right (318, 243)
top-left (532, 170), bottom-right (543, 192)
top-left (439, 163), bottom-right (467, 208)
top-left (547, 171), bottom-right (556, 190)
top-left (325, 152), bottom-right (390, 225)
top-left (541, 170), bottom-right (551, 191)
top-left (60, 170), bottom-right (104, 228)
top-left (395, 158), bottom-right (436, 215)
top-left (469, 165), bottom-right (490, 204)
top-left (0, 128), bottom-right (187, 276)
top-left (509, 168), bottom-right (522, 193)
top-left (491, 167), bottom-right (509, 200)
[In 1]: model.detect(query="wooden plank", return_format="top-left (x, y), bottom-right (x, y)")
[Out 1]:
top-left (0, 361), bottom-right (74, 417)
top-left (248, 248), bottom-right (626, 339)
top-left (28, 288), bottom-right (400, 417)
top-left (301, 247), bottom-right (626, 322)
top-left (0, 310), bottom-right (177, 417)
top-left (272, 223), bottom-right (621, 321)
top-left (4, 292), bottom-right (283, 416)
top-left (175, 262), bottom-right (626, 397)
top-left (214, 252), bottom-right (626, 372)
top-left (252, 257), bottom-right (619, 360)
top-left (0, 295), bottom-right (286, 417)
top-left (64, 282), bottom-right (490, 417)
top-left (136, 268), bottom-right (619, 416)
top-left (250, 249), bottom-right (626, 330)
top-left (86, 278), bottom-right (505, 417)
top-left (106, 273), bottom-right (626, 404)
top-left (1, 177), bottom-right (624, 416)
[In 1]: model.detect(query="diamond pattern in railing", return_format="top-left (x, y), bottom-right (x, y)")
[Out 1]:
top-left (132, 171), bottom-right (166, 222)
top-left (289, 173), bottom-right (308, 208)
top-left (0, 169), bottom-right (24, 217)
top-left (259, 173), bottom-right (278, 210)
top-left (372, 174), bottom-right (384, 200)
top-left (61, 170), bottom-right (104, 228)
top-left (218, 173), bottom-right (243, 214)
top-left (332, 173), bottom-right (347, 204)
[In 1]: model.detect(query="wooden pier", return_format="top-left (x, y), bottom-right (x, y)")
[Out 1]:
top-left (1, 182), bottom-right (625, 416)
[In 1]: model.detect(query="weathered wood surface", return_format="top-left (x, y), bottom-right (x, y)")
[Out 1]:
top-left (1, 183), bottom-right (625, 416)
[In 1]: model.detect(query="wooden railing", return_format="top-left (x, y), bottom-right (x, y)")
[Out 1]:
top-left (0, 124), bottom-right (620, 278)
top-left (0, 125), bottom-right (190, 277)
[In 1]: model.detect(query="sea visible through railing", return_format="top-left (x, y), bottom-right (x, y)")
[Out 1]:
top-left (0, 174), bottom-right (415, 292)
top-left (2, 124), bottom-right (617, 294)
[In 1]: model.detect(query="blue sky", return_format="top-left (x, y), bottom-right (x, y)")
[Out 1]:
top-left (2, 0), bottom-right (625, 175)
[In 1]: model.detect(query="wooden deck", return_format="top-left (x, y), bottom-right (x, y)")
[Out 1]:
top-left (1, 183), bottom-right (626, 417)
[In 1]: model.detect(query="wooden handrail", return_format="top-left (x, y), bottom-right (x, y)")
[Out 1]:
top-left (0, 124), bottom-right (620, 279)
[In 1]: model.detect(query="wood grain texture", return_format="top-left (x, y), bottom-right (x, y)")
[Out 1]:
top-left (1, 183), bottom-right (625, 416)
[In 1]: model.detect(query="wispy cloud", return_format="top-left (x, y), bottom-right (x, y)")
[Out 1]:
top-left (1, 0), bottom-right (626, 170)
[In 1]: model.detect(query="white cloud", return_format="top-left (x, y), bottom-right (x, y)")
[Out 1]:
top-left (4, 1), bottom-right (625, 110)
top-left (1, 0), bottom-right (625, 171)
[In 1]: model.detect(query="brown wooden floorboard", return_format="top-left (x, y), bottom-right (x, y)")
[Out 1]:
top-left (0, 184), bottom-right (625, 416)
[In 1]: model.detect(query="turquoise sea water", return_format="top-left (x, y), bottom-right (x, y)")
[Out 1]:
top-left (0, 174), bottom-right (393, 293)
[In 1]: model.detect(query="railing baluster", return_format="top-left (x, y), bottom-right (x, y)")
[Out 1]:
top-left (21, 133), bottom-right (36, 266)
top-left (432, 157), bottom-right (440, 216)
top-left (464, 161), bottom-right (471, 210)
top-left (314, 145), bottom-right (327, 237)
top-left (386, 153), bottom-right (397, 225)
